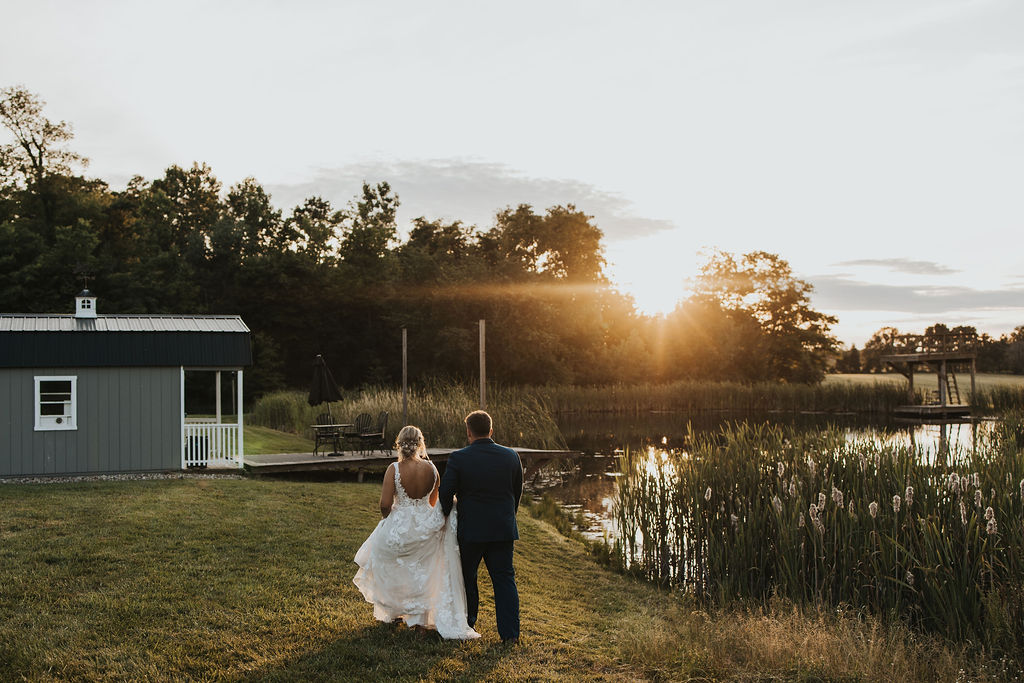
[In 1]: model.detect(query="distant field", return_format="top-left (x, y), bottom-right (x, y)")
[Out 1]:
top-left (826, 372), bottom-right (1024, 391)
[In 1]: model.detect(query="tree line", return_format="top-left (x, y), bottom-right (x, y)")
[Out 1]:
top-left (6, 85), bottom-right (1014, 397)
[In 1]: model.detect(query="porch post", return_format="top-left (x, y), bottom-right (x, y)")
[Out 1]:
top-left (236, 369), bottom-right (244, 467)
top-left (215, 370), bottom-right (222, 424)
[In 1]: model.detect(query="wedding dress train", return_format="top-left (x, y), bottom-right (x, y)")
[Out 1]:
top-left (353, 465), bottom-right (480, 640)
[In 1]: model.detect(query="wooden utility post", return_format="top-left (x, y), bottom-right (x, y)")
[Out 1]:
top-left (479, 319), bottom-right (486, 409)
top-left (402, 328), bottom-right (408, 426)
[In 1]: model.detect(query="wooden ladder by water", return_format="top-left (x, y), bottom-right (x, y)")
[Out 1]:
top-left (948, 370), bottom-right (962, 404)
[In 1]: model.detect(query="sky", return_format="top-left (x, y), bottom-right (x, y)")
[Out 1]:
top-left (1, 0), bottom-right (1022, 345)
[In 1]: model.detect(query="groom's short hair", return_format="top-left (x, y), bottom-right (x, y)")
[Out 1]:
top-left (465, 410), bottom-right (492, 438)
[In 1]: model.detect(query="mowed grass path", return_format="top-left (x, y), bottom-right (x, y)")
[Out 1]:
top-left (0, 479), bottom-right (1007, 681)
top-left (0, 478), bottom-right (655, 681)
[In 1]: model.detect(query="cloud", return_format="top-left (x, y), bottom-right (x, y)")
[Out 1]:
top-left (831, 258), bottom-right (960, 275)
top-left (265, 159), bottom-right (675, 241)
top-left (810, 274), bottom-right (1024, 314)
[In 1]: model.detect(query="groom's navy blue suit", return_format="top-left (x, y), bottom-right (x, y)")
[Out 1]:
top-left (439, 437), bottom-right (523, 641)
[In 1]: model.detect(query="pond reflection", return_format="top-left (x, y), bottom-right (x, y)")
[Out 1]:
top-left (526, 413), bottom-right (996, 542)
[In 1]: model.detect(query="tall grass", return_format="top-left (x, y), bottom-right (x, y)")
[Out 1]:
top-left (249, 382), bottom-right (566, 449)
top-left (972, 385), bottom-right (1024, 413)
top-left (610, 411), bottom-right (1024, 652)
top-left (532, 379), bottom-right (914, 415)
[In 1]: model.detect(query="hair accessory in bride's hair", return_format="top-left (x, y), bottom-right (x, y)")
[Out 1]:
top-left (398, 438), bottom-right (421, 450)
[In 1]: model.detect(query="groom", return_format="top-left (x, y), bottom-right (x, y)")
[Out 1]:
top-left (439, 410), bottom-right (523, 643)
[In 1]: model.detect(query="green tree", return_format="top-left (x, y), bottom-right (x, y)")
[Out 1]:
top-left (286, 196), bottom-right (344, 265)
top-left (690, 250), bottom-right (837, 383)
top-left (835, 344), bottom-right (862, 373)
top-left (216, 177), bottom-right (284, 262)
top-left (339, 181), bottom-right (398, 271)
top-left (480, 204), bottom-right (606, 281)
top-left (861, 326), bottom-right (901, 372)
top-left (0, 86), bottom-right (85, 187)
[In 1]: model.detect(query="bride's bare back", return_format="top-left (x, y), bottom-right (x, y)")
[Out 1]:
top-left (380, 457), bottom-right (438, 515)
top-left (398, 458), bottom-right (438, 500)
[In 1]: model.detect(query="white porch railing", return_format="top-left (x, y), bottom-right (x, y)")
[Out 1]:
top-left (183, 423), bottom-right (243, 468)
top-left (180, 367), bottom-right (245, 469)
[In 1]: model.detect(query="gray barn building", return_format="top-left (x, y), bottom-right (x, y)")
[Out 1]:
top-left (0, 291), bottom-right (252, 477)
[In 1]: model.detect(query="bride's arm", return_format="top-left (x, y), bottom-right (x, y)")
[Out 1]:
top-left (429, 463), bottom-right (440, 507)
top-left (380, 463), bottom-right (396, 518)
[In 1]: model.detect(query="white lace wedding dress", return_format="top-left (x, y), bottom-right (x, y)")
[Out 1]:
top-left (353, 465), bottom-right (480, 640)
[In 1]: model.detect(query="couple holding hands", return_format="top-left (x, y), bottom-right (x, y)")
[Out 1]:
top-left (353, 410), bottom-right (523, 643)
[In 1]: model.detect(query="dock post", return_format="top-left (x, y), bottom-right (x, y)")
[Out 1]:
top-left (939, 359), bottom-right (947, 406)
top-left (970, 358), bottom-right (977, 405)
top-left (908, 363), bottom-right (914, 403)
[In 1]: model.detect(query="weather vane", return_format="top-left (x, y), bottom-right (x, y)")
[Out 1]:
top-left (73, 263), bottom-right (93, 290)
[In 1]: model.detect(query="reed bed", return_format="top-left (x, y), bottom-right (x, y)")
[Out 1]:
top-left (611, 411), bottom-right (1024, 653)
top-left (531, 379), bottom-right (913, 415)
top-left (249, 382), bottom-right (565, 449)
top-left (972, 385), bottom-right (1024, 413)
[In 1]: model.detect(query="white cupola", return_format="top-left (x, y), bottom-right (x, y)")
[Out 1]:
top-left (75, 289), bottom-right (97, 319)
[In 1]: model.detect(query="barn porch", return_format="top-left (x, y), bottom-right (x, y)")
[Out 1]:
top-left (181, 368), bottom-right (245, 469)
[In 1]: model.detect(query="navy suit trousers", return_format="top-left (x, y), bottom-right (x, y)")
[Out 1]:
top-left (459, 540), bottom-right (519, 641)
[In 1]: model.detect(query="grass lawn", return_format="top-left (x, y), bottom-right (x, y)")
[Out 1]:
top-left (244, 424), bottom-right (314, 455)
top-left (0, 479), bottom-right (1012, 681)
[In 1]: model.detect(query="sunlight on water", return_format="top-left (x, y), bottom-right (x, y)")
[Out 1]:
top-left (529, 418), bottom-right (997, 543)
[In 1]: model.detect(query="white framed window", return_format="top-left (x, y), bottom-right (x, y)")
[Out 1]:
top-left (34, 376), bottom-right (77, 431)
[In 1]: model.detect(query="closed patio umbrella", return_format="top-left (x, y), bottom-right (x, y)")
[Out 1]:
top-left (308, 354), bottom-right (343, 418)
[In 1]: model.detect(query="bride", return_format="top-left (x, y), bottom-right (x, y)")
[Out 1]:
top-left (353, 425), bottom-right (480, 640)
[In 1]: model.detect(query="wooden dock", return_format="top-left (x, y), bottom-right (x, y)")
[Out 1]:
top-left (243, 447), bottom-right (579, 477)
top-left (881, 334), bottom-right (976, 419)
top-left (893, 404), bottom-right (971, 419)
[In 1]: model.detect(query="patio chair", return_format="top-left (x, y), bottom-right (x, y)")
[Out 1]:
top-left (313, 413), bottom-right (341, 456)
top-left (344, 413), bottom-right (373, 452)
top-left (360, 411), bottom-right (389, 455)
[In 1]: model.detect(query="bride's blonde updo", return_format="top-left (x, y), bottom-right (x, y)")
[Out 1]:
top-left (394, 425), bottom-right (427, 461)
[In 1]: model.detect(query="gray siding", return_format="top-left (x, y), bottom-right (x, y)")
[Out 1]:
top-left (0, 367), bottom-right (181, 476)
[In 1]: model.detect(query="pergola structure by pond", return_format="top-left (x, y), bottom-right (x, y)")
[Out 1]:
top-left (880, 334), bottom-right (976, 418)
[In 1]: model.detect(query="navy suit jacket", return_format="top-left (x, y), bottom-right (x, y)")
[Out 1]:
top-left (439, 438), bottom-right (524, 543)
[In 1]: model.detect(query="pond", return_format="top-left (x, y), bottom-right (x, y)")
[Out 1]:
top-left (527, 412), bottom-right (997, 543)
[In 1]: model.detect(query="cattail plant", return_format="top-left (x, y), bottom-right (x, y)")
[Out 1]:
top-left (609, 412), bottom-right (1024, 644)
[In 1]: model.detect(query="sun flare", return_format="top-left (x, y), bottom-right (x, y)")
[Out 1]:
top-left (605, 231), bottom-right (701, 316)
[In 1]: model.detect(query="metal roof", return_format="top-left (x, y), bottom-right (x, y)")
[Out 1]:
top-left (0, 315), bottom-right (250, 333)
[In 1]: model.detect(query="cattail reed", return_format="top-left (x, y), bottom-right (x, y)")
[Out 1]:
top-left (609, 412), bottom-right (1024, 642)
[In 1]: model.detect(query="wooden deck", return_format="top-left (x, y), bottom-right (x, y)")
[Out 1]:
top-left (893, 404), bottom-right (971, 419)
top-left (243, 447), bottom-right (579, 476)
